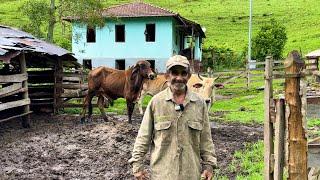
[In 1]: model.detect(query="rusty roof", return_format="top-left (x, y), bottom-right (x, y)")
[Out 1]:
top-left (101, 2), bottom-right (177, 17)
top-left (0, 25), bottom-right (75, 58)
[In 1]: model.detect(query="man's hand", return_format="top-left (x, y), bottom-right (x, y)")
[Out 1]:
top-left (134, 170), bottom-right (148, 180)
top-left (201, 169), bottom-right (213, 180)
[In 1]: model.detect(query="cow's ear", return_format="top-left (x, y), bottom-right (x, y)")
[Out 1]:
top-left (193, 83), bottom-right (203, 88)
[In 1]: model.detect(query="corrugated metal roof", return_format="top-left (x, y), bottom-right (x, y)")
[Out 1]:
top-left (306, 49), bottom-right (320, 58)
top-left (0, 25), bottom-right (74, 57)
top-left (0, 47), bottom-right (7, 55)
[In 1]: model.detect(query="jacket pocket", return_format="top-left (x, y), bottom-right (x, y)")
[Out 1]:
top-left (154, 121), bottom-right (172, 146)
top-left (187, 121), bottom-right (202, 147)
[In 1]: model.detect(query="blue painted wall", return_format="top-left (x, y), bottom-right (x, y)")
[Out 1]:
top-left (72, 17), bottom-right (202, 72)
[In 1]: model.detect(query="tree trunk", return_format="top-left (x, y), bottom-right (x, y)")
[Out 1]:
top-left (47, 0), bottom-right (56, 42)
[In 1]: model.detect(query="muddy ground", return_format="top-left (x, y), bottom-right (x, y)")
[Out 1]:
top-left (0, 114), bottom-right (263, 179)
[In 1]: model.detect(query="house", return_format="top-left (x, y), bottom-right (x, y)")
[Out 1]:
top-left (64, 2), bottom-right (205, 72)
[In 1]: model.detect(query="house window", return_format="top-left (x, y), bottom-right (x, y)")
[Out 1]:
top-left (115, 59), bottom-right (125, 70)
top-left (115, 25), bottom-right (125, 42)
top-left (145, 24), bottom-right (155, 42)
top-left (147, 60), bottom-right (155, 70)
top-left (86, 27), bottom-right (96, 43)
top-left (83, 59), bottom-right (92, 70)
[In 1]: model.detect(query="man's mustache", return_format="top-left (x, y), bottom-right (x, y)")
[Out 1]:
top-left (171, 79), bottom-right (187, 84)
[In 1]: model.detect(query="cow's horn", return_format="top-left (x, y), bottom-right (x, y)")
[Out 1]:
top-left (197, 73), bottom-right (203, 81)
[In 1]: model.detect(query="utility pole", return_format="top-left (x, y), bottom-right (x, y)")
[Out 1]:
top-left (247, 0), bottom-right (253, 89)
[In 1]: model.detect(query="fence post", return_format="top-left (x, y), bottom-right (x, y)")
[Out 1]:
top-left (54, 58), bottom-right (63, 114)
top-left (284, 50), bottom-right (307, 179)
top-left (19, 52), bottom-right (30, 128)
top-left (264, 56), bottom-right (274, 179)
top-left (274, 98), bottom-right (285, 180)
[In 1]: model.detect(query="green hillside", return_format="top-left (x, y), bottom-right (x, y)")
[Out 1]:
top-left (1, 0), bottom-right (319, 56)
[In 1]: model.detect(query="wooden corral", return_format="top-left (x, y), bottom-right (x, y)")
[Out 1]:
top-left (264, 51), bottom-right (320, 179)
top-left (54, 66), bottom-right (88, 111)
top-left (0, 53), bottom-right (31, 127)
top-left (0, 25), bottom-right (79, 126)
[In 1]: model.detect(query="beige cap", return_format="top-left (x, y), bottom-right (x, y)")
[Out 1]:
top-left (166, 55), bottom-right (190, 70)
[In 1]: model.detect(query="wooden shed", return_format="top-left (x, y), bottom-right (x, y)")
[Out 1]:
top-left (306, 49), bottom-right (320, 82)
top-left (0, 25), bottom-right (80, 127)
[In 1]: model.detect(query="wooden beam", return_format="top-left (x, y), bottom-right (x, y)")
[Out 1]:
top-left (0, 111), bottom-right (32, 123)
top-left (63, 76), bottom-right (81, 82)
top-left (264, 56), bottom-right (274, 180)
top-left (19, 53), bottom-right (30, 128)
top-left (0, 98), bottom-right (31, 112)
top-left (0, 83), bottom-right (22, 98)
top-left (274, 98), bottom-right (285, 180)
top-left (284, 50), bottom-right (307, 179)
top-left (0, 73), bottom-right (27, 83)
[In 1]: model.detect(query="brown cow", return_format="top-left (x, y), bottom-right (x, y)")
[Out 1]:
top-left (81, 60), bottom-right (155, 123)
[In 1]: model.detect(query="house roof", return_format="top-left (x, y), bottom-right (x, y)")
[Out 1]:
top-left (64, 2), bottom-right (205, 38)
top-left (101, 2), bottom-right (177, 17)
top-left (306, 49), bottom-right (320, 58)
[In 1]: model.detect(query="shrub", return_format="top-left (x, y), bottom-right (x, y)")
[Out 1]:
top-left (252, 19), bottom-right (287, 61)
top-left (202, 45), bottom-right (246, 71)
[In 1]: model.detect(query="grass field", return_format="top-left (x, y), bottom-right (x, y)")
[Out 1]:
top-left (1, 0), bottom-right (320, 55)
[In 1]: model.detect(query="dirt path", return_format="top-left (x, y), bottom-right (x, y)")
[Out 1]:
top-left (0, 114), bottom-right (263, 179)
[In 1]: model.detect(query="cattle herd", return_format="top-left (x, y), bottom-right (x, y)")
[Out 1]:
top-left (81, 60), bottom-right (223, 123)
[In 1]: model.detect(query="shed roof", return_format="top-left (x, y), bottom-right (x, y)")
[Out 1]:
top-left (306, 49), bottom-right (320, 58)
top-left (0, 25), bottom-right (76, 62)
top-left (64, 2), bottom-right (205, 38)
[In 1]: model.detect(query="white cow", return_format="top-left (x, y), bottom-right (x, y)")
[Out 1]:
top-left (138, 74), bottom-right (222, 114)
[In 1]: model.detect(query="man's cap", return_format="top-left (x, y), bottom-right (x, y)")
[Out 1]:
top-left (166, 55), bottom-right (190, 70)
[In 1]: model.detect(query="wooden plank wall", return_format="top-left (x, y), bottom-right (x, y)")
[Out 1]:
top-left (0, 53), bottom-right (31, 126)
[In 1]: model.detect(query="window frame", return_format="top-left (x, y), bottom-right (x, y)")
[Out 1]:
top-left (115, 25), bottom-right (125, 42)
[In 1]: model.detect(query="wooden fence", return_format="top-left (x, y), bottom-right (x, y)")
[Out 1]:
top-left (264, 51), bottom-right (320, 179)
top-left (205, 56), bottom-right (319, 89)
top-left (0, 53), bottom-right (31, 127)
top-left (54, 68), bottom-right (88, 112)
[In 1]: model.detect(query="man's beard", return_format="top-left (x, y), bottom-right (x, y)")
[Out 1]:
top-left (171, 80), bottom-right (187, 91)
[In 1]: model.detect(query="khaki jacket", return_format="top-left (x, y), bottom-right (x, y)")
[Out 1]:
top-left (129, 87), bottom-right (217, 180)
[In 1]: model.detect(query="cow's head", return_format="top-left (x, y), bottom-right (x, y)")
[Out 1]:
top-left (188, 74), bottom-right (223, 108)
top-left (133, 60), bottom-right (156, 80)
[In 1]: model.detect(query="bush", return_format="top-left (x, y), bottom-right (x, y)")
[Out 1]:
top-left (202, 45), bottom-right (246, 71)
top-left (252, 19), bottom-right (287, 61)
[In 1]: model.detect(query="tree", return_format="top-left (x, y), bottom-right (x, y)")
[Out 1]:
top-left (20, 0), bottom-right (105, 43)
top-left (252, 19), bottom-right (287, 61)
top-left (20, 0), bottom-right (50, 39)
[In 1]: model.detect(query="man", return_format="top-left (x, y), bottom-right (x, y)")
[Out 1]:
top-left (129, 55), bottom-right (217, 180)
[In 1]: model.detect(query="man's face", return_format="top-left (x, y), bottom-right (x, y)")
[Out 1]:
top-left (167, 65), bottom-right (191, 91)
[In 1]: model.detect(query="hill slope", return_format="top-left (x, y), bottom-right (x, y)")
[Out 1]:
top-left (0, 0), bottom-right (319, 56)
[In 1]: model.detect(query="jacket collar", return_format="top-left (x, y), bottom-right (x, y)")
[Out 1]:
top-left (164, 87), bottom-right (198, 102)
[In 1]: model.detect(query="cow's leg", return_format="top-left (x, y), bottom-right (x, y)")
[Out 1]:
top-left (127, 102), bottom-right (135, 124)
top-left (98, 95), bottom-right (108, 122)
top-left (138, 93), bottom-right (145, 115)
top-left (81, 90), bottom-right (95, 123)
